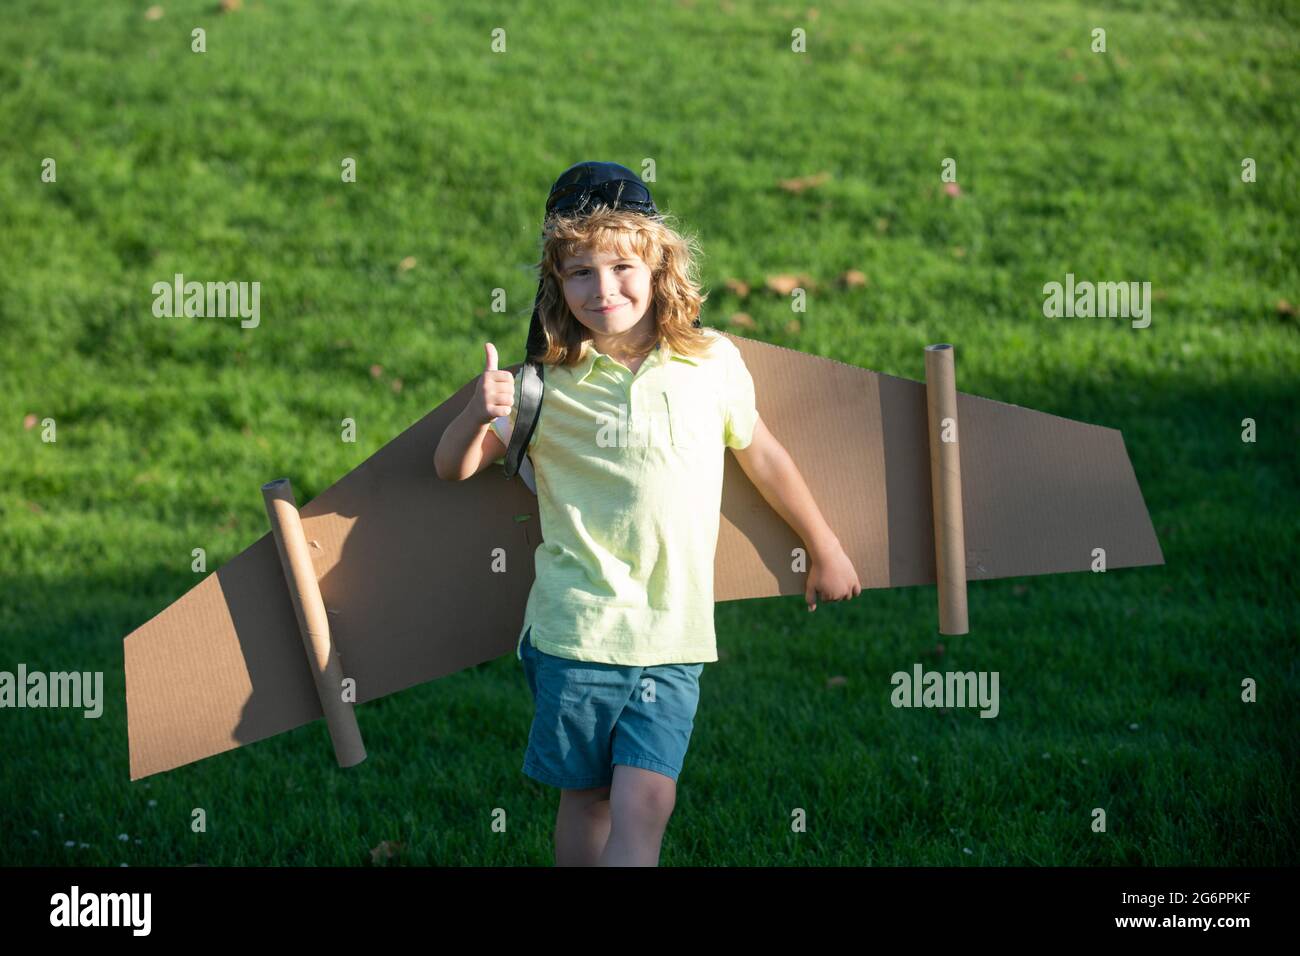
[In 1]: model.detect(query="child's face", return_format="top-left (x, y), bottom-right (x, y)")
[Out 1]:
top-left (560, 245), bottom-right (655, 340)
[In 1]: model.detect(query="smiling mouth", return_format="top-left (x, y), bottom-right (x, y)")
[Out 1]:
top-left (592, 303), bottom-right (626, 313)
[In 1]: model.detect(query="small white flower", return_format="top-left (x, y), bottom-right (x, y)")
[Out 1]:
top-left (1081, 758), bottom-right (1089, 764)
top-left (31, 829), bottom-right (40, 837)
top-left (65, 840), bottom-right (75, 847)
top-left (118, 833), bottom-right (129, 841)
top-left (963, 847), bottom-right (973, 855)
top-left (147, 799), bottom-right (157, 807)
top-left (58, 813), bottom-right (65, 820)
top-left (120, 863), bottom-right (129, 867)
top-left (910, 755), bottom-right (918, 763)
top-left (1042, 752), bottom-right (1051, 759)
top-left (79, 842), bottom-right (89, 848)
top-left (1129, 723), bottom-right (1139, 730)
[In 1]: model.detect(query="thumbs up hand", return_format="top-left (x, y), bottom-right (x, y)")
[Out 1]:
top-left (470, 342), bottom-right (514, 426)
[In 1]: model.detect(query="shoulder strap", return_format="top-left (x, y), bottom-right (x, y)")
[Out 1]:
top-left (503, 281), bottom-right (548, 479)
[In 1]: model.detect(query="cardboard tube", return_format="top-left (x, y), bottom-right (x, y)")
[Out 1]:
top-left (261, 478), bottom-right (366, 768)
top-left (923, 345), bottom-right (970, 635)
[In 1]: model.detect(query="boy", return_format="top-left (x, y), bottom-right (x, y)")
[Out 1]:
top-left (435, 164), bottom-right (860, 865)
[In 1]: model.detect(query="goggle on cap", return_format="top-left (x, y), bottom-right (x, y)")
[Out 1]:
top-left (544, 161), bottom-right (661, 221)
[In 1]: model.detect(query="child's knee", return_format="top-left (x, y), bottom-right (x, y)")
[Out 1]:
top-left (611, 766), bottom-right (677, 824)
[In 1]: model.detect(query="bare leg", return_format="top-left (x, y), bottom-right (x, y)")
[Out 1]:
top-left (554, 784), bottom-right (612, 867)
top-left (599, 764), bottom-right (677, 867)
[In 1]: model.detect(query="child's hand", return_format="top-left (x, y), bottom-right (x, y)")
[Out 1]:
top-left (806, 542), bottom-right (862, 612)
top-left (469, 342), bottom-right (514, 426)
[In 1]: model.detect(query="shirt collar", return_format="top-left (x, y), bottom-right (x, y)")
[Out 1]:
top-left (573, 338), bottom-right (699, 385)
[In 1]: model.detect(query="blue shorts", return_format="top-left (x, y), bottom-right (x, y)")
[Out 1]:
top-left (519, 626), bottom-right (705, 789)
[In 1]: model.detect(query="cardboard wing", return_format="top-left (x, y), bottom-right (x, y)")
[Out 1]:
top-left (123, 333), bottom-right (1162, 780)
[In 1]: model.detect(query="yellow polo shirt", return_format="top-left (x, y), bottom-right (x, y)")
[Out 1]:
top-left (491, 328), bottom-right (757, 666)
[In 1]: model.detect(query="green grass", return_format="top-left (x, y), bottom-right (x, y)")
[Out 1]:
top-left (1, 0), bottom-right (1296, 866)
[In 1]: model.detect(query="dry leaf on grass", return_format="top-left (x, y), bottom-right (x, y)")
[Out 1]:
top-left (778, 172), bottom-right (831, 194)
top-left (766, 273), bottom-right (816, 295)
top-left (765, 274), bottom-right (800, 296)
top-left (370, 840), bottom-right (404, 864)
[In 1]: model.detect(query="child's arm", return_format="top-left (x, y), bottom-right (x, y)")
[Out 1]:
top-left (434, 343), bottom-right (515, 481)
top-left (730, 416), bottom-right (862, 611)
top-left (436, 416), bottom-right (507, 481)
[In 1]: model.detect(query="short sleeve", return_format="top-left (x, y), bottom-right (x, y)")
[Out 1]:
top-left (721, 340), bottom-right (758, 450)
top-left (489, 369), bottom-right (537, 465)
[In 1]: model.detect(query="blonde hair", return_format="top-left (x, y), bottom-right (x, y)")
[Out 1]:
top-left (529, 205), bottom-right (715, 367)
